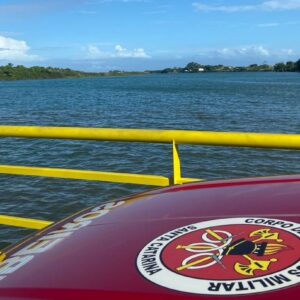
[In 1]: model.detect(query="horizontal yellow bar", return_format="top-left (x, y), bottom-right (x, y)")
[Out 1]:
top-left (0, 214), bottom-right (53, 229)
top-left (1, 126), bottom-right (300, 149)
top-left (0, 165), bottom-right (171, 186)
top-left (176, 177), bottom-right (202, 184)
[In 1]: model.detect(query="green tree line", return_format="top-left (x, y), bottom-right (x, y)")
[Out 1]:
top-left (273, 60), bottom-right (300, 72)
top-left (1, 59), bottom-right (300, 80)
top-left (151, 59), bottom-right (300, 74)
top-left (0, 64), bottom-right (144, 80)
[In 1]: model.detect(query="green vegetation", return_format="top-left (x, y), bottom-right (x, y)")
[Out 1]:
top-left (1, 58), bottom-right (300, 80)
top-left (0, 64), bottom-right (145, 80)
top-left (273, 60), bottom-right (299, 72)
top-left (151, 59), bottom-right (300, 74)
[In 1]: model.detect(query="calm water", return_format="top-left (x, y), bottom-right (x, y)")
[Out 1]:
top-left (0, 72), bottom-right (300, 247)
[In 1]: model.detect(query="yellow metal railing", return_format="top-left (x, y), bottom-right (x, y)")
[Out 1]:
top-left (0, 215), bottom-right (53, 230)
top-left (1, 126), bottom-right (300, 148)
top-left (1, 125), bottom-right (300, 230)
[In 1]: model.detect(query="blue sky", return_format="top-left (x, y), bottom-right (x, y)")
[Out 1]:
top-left (0, 0), bottom-right (300, 71)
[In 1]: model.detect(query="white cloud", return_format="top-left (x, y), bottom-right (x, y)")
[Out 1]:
top-left (279, 48), bottom-right (295, 56)
top-left (214, 46), bottom-right (271, 58)
top-left (197, 45), bottom-right (298, 62)
top-left (85, 45), bottom-right (103, 58)
top-left (193, 3), bottom-right (255, 13)
top-left (263, 0), bottom-right (300, 10)
top-left (85, 44), bottom-right (150, 59)
top-left (0, 35), bottom-right (38, 61)
top-left (114, 44), bottom-right (149, 58)
top-left (193, 0), bottom-right (300, 13)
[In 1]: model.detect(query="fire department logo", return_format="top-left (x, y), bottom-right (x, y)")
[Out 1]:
top-left (137, 218), bottom-right (300, 295)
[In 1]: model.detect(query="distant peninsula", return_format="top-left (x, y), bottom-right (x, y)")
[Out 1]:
top-left (0, 64), bottom-right (144, 81)
top-left (150, 59), bottom-right (300, 74)
top-left (0, 59), bottom-right (300, 81)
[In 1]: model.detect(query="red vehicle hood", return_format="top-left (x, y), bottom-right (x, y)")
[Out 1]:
top-left (0, 175), bottom-right (299, 300)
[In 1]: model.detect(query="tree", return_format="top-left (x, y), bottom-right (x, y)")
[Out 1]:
top-left (296, 59), bottom-right (300, 72)
top-left (274, 62), bottom-right (286, 72)
top-left (286, 61), bottom-right (296, 72)
top-left (185, 62), bottom-right (203, 72)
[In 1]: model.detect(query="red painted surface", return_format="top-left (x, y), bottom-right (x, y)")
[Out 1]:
top-left (0, 175), bottom-right (299, 299)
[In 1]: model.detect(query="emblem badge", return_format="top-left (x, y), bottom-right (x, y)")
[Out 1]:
top-left (137, 218), bottom-right (300, 295)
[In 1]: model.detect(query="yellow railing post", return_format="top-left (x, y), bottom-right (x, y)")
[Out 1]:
top-left (171, 140), bottom-right (202, 185)
top-left (172, 140), bottom-right (181, 184)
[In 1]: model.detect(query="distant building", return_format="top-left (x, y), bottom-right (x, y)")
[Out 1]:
top-left (198, 68), bottom-right (205, 72)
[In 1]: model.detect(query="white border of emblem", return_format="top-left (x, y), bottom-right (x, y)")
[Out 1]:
top-left (137, 217), bottom-right (300, 295)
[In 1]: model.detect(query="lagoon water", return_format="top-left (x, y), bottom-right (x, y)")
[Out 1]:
top-left (0, 72), bottom-right (300, 246)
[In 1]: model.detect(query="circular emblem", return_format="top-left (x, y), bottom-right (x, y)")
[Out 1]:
top-left (137, 217), bottom-right (300, 295)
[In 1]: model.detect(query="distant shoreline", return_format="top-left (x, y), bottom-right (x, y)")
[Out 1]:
top-left (0, 64), bottom-right (145, 81)
top-left (0, 60), bottom-right (299, 81)
top-left (149, 60), bottom-right (300, 74)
